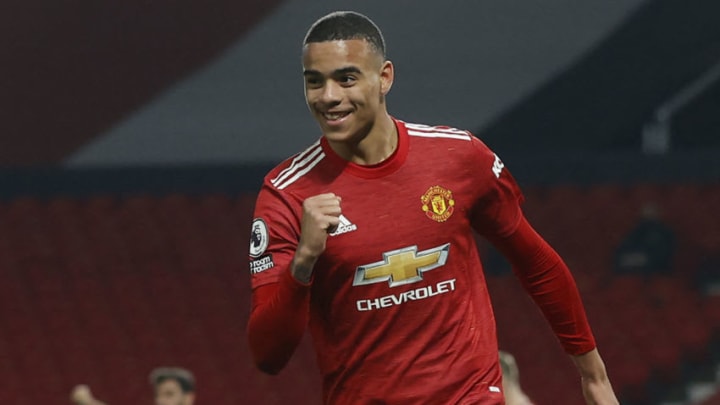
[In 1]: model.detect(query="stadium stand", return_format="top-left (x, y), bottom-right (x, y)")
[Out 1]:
top-left (0, 183), bottom-right (717, 404)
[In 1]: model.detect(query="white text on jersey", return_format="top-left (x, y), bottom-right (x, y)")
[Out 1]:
top-left (329, 214), bottom-right (357, 236)
top-left (250, 255), bottom-right (275, 274)
top-left (356, 279), bottom-right (457, 311)
top-left (492, 153), bottom-right (505, 178)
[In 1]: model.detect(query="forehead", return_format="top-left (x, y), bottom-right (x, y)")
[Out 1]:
top-left (302, 39), bottom-right (380, 72)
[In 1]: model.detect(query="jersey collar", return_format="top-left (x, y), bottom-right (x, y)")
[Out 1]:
top-left (319, 117), bottom-right (409, 179)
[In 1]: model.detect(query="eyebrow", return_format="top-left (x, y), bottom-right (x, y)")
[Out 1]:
top-left (303, 66), bottom-right (363, 77)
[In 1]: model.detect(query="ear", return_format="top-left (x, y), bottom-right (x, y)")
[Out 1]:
top-left (379, 60), bottom-right (394, 95)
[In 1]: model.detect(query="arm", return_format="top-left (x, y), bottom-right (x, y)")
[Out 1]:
top-left (572, 348), bottom-right (617, 405)
top-left (488, 215), bottom-right (618, 404)
top-left (247, 193), bottom-right (342, 374)
top-left (463, 138), bottom-right (616, 403)
top-left (247, 270), bottom-right (312, 374)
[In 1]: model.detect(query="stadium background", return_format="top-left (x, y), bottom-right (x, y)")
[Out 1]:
top-left (2, 0), bottom-right (720, 404)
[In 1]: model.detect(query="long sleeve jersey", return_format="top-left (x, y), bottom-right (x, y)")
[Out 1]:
top-left (247, 119), bottom-right (595, 404)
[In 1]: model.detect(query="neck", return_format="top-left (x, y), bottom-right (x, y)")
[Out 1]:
top-left (328, 113), bottom-right (397, 165)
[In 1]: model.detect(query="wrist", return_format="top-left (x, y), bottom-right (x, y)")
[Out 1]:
top-left (571, 348), bottom-right (609, 380)
top-left (291, 245), bottom-right (319, 284)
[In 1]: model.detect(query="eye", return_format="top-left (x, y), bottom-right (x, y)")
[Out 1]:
top-left (338, 75), bottom-right (357, 86)
top-left (305, 76), bottom-right (323, 88)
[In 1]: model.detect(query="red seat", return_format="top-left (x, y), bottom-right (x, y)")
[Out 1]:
top-left (2, 186), bottom-right (714, 405)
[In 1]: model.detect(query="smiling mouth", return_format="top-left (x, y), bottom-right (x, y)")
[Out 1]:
top-left (322, 111), bottom-right (351, 121)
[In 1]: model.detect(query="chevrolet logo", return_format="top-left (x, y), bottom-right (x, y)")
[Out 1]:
top-left (353, 244), bottom-right (450, 287)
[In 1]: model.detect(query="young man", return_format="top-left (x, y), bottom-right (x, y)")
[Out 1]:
top-left (70, 367), bottom-right (195, 405)
top-left (247, 11), bottom-right (618, 404)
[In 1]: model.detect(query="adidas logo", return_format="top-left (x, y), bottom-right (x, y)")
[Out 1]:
top-left (329, 215), bottom-right (358, 236)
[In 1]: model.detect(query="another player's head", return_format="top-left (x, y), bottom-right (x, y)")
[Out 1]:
top-left (149, 367), bottom-right (196, 405)
top-left (302, 11), bottom-right (394, 145)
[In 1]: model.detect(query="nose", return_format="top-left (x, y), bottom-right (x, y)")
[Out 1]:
top-left (320, 80), bottom-right (342, 104)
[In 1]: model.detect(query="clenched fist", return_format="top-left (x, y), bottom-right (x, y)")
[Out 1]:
top-left (292, 193), bottom-right (342, 283)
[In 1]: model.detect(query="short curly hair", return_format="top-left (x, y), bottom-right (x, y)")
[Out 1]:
top-left (303, 11), bottom-right (386, 58)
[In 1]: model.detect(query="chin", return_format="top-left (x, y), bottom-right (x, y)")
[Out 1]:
top-left (322, 123), bottom-right (375, 145)
top-left (322, 128), bottom-right (356, 143)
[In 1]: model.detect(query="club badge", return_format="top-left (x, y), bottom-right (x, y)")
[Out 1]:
top-left (421, 186), bottom-right (455, 222)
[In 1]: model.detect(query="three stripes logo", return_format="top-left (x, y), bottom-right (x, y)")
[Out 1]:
top-left (270, 141), bottom-right (325, 190)
top-left (329, 215), bottom-right (357, 236)
top-left (405, 123), bottom-right (472, 141)
top-left (270, 122), bottom-right (471, 190)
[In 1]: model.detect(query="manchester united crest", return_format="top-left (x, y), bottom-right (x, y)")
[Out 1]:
top-left (421, 186), bottom-right (455, 222)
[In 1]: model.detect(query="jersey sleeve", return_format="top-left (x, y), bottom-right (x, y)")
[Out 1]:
top-left (488, 215), bottom-right (597, 355)
top-left (465, 138), bottom-right (596, 354)
top-left (468, 137), bottom-right (525, 238)
top-left (249, 180), bottom-right (301, 289)
top-left (247, 179), bottom-right (311, 374)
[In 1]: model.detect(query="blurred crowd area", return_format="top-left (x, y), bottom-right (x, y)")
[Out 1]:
top-left (0, 180), bottom-right (717, 405)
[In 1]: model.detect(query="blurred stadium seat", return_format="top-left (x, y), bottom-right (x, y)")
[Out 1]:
top-left (0, 183), bottom-right (717, 404)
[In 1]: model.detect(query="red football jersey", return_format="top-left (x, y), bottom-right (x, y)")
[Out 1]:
top-left (249, 119), bottom-right (526, 403)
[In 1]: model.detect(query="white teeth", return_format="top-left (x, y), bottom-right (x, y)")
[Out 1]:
top-left (324, 112), bottom-right (349, 120)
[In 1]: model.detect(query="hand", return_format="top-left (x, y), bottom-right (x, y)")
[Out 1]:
top-left (292, 193), bottom-right (342, 282)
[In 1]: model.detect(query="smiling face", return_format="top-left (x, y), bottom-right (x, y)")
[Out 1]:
top-left (302, 39), bottom-right (393, 145)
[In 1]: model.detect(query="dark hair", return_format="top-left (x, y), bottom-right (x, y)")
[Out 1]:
top-left (304, 11), bottom-right (386, 58)
top-left (149, 367), bottom-right (196, 393)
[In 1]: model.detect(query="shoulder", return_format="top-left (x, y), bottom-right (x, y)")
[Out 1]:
top-left (403, 121), bottom-right (475, 143)
top-left (263, 140), bottom-right (325, 191)
top-left (402, 120), bottom-right (498, 163)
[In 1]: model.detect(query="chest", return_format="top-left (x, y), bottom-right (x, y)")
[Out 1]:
top-left (317, 170), bottom-right (476, 272)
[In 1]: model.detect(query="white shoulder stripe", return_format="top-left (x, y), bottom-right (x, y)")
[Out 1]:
top-left (407, 130), bottom-right (471, 141)
top-left (405, 123), bottom-right (470, 136)
top-left (271, 143), bottom-right (322, 186)
top-left (271, 141), bottom-right (321, 184)
top-left (275, 152), bottom-right (325, 190)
